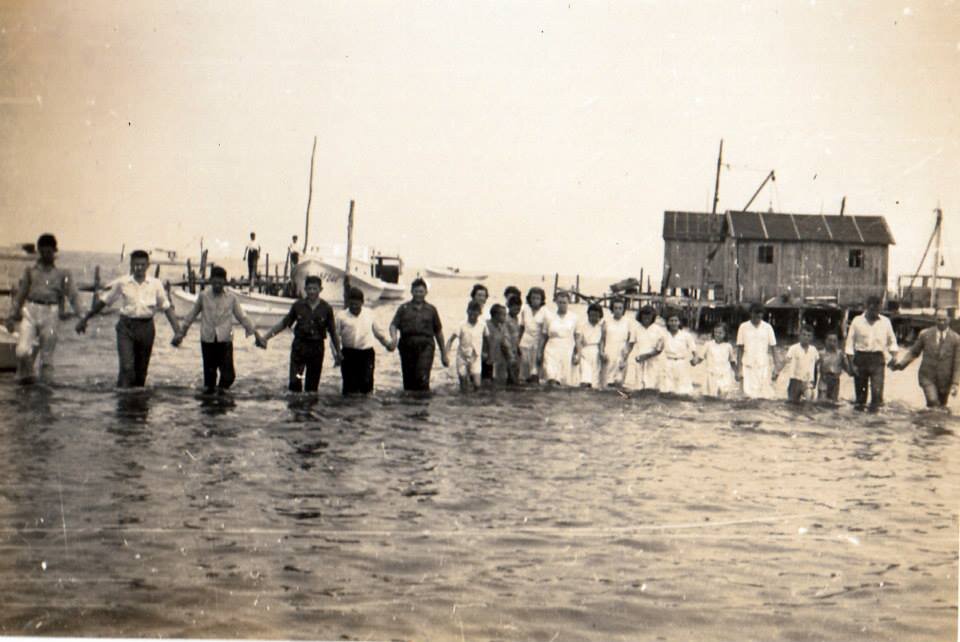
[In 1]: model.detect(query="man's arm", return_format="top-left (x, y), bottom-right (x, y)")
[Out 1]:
top-left (372, 322), bottom-right (393, 350)
top-left (4, 267), bottom-right (30, 331)
top-left (172, 298), bottom-right (203, 345)
top-left (263, 306), bottom-right (296, 343)
top-left (62, 270), bottom-right (85, 319)
top-left (327, 309), bottom-right (342, 364)
top-left (951, 334), bottom-right (960, 391)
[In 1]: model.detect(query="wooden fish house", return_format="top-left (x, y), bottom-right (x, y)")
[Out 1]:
top-left (662, 210), bottom-right (895, 307)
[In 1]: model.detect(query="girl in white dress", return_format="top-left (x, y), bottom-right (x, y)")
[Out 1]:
top-left (625, 305), bottom-right (665, 391)
top-left (659, 311), bottom-right (700, 395)
top-left (577, 304), bottom-right (603, 388)
top-left (538, 291), bottom-right (580, 386)
top-left (518, 287), bottom-right (549, 383)
top-left (599, 297), bottom-right (635, 387)
top-left (699, 323), bottom-right (737, 397)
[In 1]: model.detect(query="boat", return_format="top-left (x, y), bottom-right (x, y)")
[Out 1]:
top-left (169, 288), bottom-right (290, 328)
top-left (424, 266), bottom-right (488, 280)
top-left (305, 244), bottom-right (405, 301)
top-left (293, 256), bottom-right (385, 305)
top-left (0, 327), bottom-right (16, 371)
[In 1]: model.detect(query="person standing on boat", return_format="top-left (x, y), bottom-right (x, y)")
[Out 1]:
top-left (243, 232), bottom-right (260, 289)
top-left (736, 303), bottom-right (778, 399)
top-left (893, 309), bottom-right (959, 408)
top-left (171, 266), bottom-right (266, 394)
top-left (76, 249), bottom-right (182, 388)
top-left (337, 287), bottom-right (394, 395)
top-left (262, 275), bottom-right (342, 393)
top-left (5, 233), bottom-right (85, 383)
top-left (287, 235), bottom-right (301, 270)
top-left (844, 295), bottom-right (898, 411)
top-left (389, 277), bottom-right (449, 392)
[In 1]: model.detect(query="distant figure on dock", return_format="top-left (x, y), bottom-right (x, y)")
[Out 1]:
top-left (448, 301), bottom-right (485, 391)
top-left (484, 304), bottom-right (516, 385)
top-left (538, 290), bottom-right (580, 386)
top-left (336, 287), bottom-right (394, 395)
top-left (243, 232), bottom-right (260, 288)
top-left (625, 305), bottom-right (665, 391)
top-left (658, 310), bottom-right (699, 395)
top-left (504, 295), bottom-right (523, 385)
top-left (390, 278), bottom-right (448, 392)
top-left (783, 325), bottom-right (819, 403)
top-left (262, 275), bottom-right (342, 393)
top-left (817, 331), bottom-right (849, 402)
top-left (518, 287), bottom-right (549, 384)
top-left (5, 234), bottom-right (85, 384)
top-left (288, 235), bottom-right (300, 270)
top-left (844, 295), bottom-right (898, 411)
top-left (77, 249), bottom-right (182, 388)
top-left (599, 297), bottom-right (634, 388)
top-left (577, 303), bottom-right (603, 388)
top-left (893, 309), bottom-right (960, 408)
top-left (171, 266), bottom-right (267, 394)
top-left (736, 304), bottom-right (778, 399)
top-left (699, 323), bottom-right (737, 398)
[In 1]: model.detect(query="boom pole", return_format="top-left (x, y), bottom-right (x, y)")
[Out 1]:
top-left (302, 136), bottom-right (318, 253)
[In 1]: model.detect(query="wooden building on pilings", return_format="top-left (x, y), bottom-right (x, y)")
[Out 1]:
top-left (661, 210), bottom-right (896, 338)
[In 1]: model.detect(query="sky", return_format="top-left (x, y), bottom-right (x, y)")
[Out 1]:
top-left (0, 0), bottom-right (958, 283)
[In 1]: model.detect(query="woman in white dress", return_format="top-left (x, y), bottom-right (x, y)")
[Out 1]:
top-left (577, 303), bottom-right (603, 388)
top-left (599, 297), bottom-right (635, 387)
top-left (659, 310), bottom-right (700, 395)
top-left (699, 323), bottom-right (737, 397)
top-left (625, 305), bottom-right (665, 391)
top-left (518, 287), bottom-right (549, 383)
top-left (537, 291), bottom-right (580, 386)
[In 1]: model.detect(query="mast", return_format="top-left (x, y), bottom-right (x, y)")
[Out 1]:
top-left (931, 207), bottom-right (943, 308)
top-left (302, 136), bottom-right (318, 253)
top-left (711, 139), bottom-right (723, 215)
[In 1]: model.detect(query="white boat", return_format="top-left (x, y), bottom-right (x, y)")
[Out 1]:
top-left (424, 266), bottom-right (488, 280)
top-left (305, 244), bottom-right (405, 301)
top-left (294, 256), bottom-right (385, 305)
top-left (169, 288), bottom-right (289, 328)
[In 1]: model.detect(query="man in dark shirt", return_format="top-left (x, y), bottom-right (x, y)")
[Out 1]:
top-left (389, 277), bottom-right (448, 391)
top-left (263, 275), bottom-right (342, 392)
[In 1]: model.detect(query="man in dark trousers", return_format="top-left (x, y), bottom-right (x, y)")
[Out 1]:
top-left (243, 232), bottom-right (260, 288)
top-left (894, 310), bottom-right (960, 408)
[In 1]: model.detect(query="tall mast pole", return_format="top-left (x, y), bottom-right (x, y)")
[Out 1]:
top-left (302, 136), bottom-right (318, 253)
top-left (711, 139), bottom-right (723, 215)
top-left (931, 207), bottom-right (942, 308)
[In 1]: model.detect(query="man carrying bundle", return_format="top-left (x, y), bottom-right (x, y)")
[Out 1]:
top-left (5, 233), bottom-right (85, 383)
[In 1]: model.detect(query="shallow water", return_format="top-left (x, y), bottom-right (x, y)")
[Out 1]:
top-left (0, 268), bottom-right (957, 641)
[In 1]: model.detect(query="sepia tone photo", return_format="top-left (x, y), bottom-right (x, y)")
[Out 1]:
top-left (0, 1), bottom-right (957, 640)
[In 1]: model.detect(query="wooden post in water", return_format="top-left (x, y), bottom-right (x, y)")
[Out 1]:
top-left (264, 254), bottom-right (270, 294)
top-left (574, 275), bottom-right (580, 303)
top-left (553, 273), bottom-right (559, 301)
top-left (199, 250), bottom-right (208, 290)
top-left (186, 258), bottom-right (194, 294)
top-left (344, 199), bottom-right (355, 307)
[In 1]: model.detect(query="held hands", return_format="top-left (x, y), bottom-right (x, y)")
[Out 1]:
top-left (4, 316), bottom-right (17, 333)
top-left (254, 331), bottom-right (268, 349)
top-left (171, 332), bottom-right (184, 347)
top-left (441, 351), bottom-right (450, 368)
top-left (75, 317), bottom-right (88, 334)
top-left (333, 351), bottom-right (343, 367)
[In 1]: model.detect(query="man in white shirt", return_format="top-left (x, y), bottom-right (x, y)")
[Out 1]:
top-left (337, 287), bottom-right (393, 394)
top-left (243, 232), bottom-right (260, 288)
top-left (287, 235), bottom-right (301, 270)
top-left (77, 249), bottom-right (182, 388)
top-left (844, 295), bottom-right (898, 411)
top-left (736, 303), bottom-right (778, 399)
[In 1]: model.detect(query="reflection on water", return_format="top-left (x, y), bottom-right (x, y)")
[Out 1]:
top-left (0, 306), bottom-right (957, 640)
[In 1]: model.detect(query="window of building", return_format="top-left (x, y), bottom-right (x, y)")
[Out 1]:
top-left (757, 245), bottom-right (774, 264)
top-left (849, 248), bottom-right (864, 268)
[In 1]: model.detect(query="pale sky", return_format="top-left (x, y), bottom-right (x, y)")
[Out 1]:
top-left (1, 0), bottom-right (958, 282)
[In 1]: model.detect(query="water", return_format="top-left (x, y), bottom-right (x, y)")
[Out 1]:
top-left (0, 263), bottom-right (957, 640)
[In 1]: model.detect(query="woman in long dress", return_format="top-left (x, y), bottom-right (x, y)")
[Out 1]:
top-left (518, 287), bottom-right (549, 383)
top-left (599, 297), bottom-right (634, 387)
top-left (625, 305), bottom-right (665, 391)
top-left (658, 310), bottom-right (700, 395)
top-left (577, 303), bottom-right (603, 388)
top-left (537, 291), bottom-right (580, 386)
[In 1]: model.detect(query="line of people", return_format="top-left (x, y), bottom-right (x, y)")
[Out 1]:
top-left (5, 235), bottom-right (960, 409)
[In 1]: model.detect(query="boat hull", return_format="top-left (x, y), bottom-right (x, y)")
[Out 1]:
top-left (424, 266), bottom-right (487, 280)
top-left (294, 258), bottom-right (384, 305)
top-left (169, 288), bottom-right (290, 328)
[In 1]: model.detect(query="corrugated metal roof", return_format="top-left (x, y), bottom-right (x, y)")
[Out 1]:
top-left (724, 211), bottom-right (895, 245)
top-left (662, 211), bottom-right (726, 241)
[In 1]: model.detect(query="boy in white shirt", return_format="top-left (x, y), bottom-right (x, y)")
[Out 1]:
top-left (336, 287), bottom-right (394, 394)
top-left (447, 301), bottom-right (485, 391)
top-left (783, 325), bottom-right (819, 402)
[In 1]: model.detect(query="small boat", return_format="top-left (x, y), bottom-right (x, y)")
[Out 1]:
top-left (169, 288), bottom-right (289, 328)
top-left (424, 266), bottom-right (487, 280)
top-left (306, 244), bottom-right (406, 301)
top-left (294, 256), bottom-right (385, 305)
top-left (0, 327), bottom-right (17, 371)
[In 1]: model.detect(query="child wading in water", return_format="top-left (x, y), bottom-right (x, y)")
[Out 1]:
top-left (504, 296), bottom-right (523, 385)
top-left (447, 301), bottom-right (486, 391)
top-left (658, 310), bottom-right (700, 395)
top-left (783, 325), bottom-right (819, 402)
top-left (577, 303), bottom-right (603, 388)
top-left (484, 304), bottom-right (517, 385)
top-left (817, 330), bottom-right (848, 402)
top-left (699, 323), bottom-right (737, 398)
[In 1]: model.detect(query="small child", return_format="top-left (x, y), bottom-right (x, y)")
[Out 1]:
top-left (817, 330), bottom-right (848, 402)
top-left (578, 303), bottom-right (603, 388)
top-left (484, 304), bottom-right (516, 384)
top-left (659, 311), bottom-right (700, 395)
top-left (504, 296), bottom-right (523, 384)
top-left (447, 301), bottom-right (486, 391)
top-left (783, 325), bottom-right (820, 402)
top-left (699, 323), bottom-right (737, 397)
